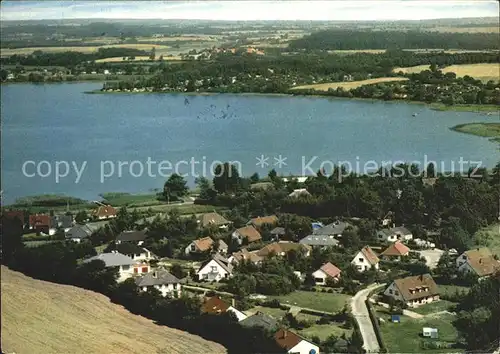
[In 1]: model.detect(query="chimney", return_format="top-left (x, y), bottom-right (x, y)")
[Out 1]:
top-left (283, 331), bottom-right (287, 339)
top-left (231, 298), bottom-right (235, 307)
top-left (479, 258), bottom-right (482, 264)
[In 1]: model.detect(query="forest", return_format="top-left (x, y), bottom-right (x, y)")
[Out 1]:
top-left (288, 29), bottom-right (500, 50)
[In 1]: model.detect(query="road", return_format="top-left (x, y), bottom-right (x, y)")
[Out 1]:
top-left (350, 284), bottom-right (382, 353)
top-left (417, 248), bottom-right (445, 269)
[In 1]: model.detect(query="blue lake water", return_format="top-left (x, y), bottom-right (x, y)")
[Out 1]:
top-left (1, 82), bottom-right (497, 204)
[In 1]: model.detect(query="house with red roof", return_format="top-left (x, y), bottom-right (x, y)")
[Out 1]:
top-left (274, 328), bottom-right (319, 354)
top-left (28, 214), bottom-right (55, 235)
top-left (380, 241), bottom-right (411, 261)
top-left (312, 262), bottom-right (342, 285)
top-left (92, 205), bottom-right (117, 220)
top-left (351, 246), bottom-right (380, 272)
top-left (201, 296), bottom-right (247, 322)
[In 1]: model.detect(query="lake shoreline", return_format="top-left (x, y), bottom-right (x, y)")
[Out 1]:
top-left (84, 88), bottom-right (500, 113)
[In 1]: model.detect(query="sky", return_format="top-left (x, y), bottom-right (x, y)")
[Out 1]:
top-left (1, 1), bottom-right (499, 22)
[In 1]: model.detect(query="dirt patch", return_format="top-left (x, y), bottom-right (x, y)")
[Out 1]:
top-left (1, 266), bottom-right (226, 354)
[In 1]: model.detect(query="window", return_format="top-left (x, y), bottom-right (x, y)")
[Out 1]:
top-left (211, 266), bottom-right (218, 272)
top-left (133, 267), bottom-right (138, 274)
top-left (357, 266), bottom-right (362, 270)
top-left (389, 289), bottom-right (393, 294)
top-left (394, 290), bottom-right (399, 296)
top-left (191, 244), bottom-right (196, 251)
top-left (173, 284), bottom-right (177, 289)
top-left (142, 267), bottom-right (148, 273)
top-left (358, 258), bottom-right (364, 262)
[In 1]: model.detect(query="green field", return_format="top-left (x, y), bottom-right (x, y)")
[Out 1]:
top-left (378, 313), bottom-right (463, 353)
top-left (99, 192), bottom-right (162, 207)
top-left (438, 284), bottom-right (471, 297)
top-left (298, 323), bottom-right (353, 342)
top-left (245, 305), bottom-right (288, 319)
top-left (271, 291), bottom-right (351, 313)
top-left (474, 223), bottom-right (500, 258)
top-left (451, 122), bottom-right (500, 138)
top-left (431, 103), bottom-right (500, 113)
top-left (411, 300), bottom-right (457, 315)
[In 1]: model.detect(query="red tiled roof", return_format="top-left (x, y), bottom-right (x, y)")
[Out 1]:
top-left (274, 329), bottom-right (302, 351)
top-left (193, 237), bottom-right (214, 252)
top-left (249, 215), bottom-right (278, 228)
top-left (381, 241), bottom-right (410, 257)
top-left (361, 246), bottom-right (380, 265)
top-left (235, 225), bottom-right (262, 243)
top-left (256, 242), bottom-right (310, 257)
top-left (464, 248), bottom-right (500, 277)
top-left (319, 262), bottom-right (342, 278)
top-left (93, 205), bottom-right (117, 218)
top-left (29, 214), bottom-right (51, 228)
top-left (201, 296), bottom-right (230, 314)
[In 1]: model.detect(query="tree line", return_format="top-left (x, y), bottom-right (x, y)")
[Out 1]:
top-left (288, 29), bottom-right (500, 50)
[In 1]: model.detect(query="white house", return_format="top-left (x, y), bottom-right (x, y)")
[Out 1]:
top-left (351, 246), bottom-right (380, 272)
top-left (312, 262), bottom-right (341, 285)
top-left (456, 247), bottom-right (500, 278)
top-left (197, 254), bottom-right (233, 281)
top-left (84, 251), bottom-right (137, 282)
top-left (274, 329), bottom-right (320, 354)
top-left (383, 274), bottom-right (440, 308)
top-left (288, 189), bottom-right (311, 198)
top-left (377, 226), bottom-right (413, 242)
top-left (135, 269), bottom-right (181, 297)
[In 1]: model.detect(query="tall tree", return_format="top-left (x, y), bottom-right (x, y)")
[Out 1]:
top-left (213, 163), bottom-right (241, 194)
top-left (164, 173), bottom-right (188, 201)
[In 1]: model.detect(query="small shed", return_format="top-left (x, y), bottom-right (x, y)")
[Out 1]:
top-left (391, 315), bottom-right (400, 323)
top-left (423, 327), bottom-right (438, 338)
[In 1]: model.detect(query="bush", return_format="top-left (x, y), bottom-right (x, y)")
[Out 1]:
top-left (328, 288), bottom-right (334, 293)
top-left (317, 316), bottom-right (331, 325)
top-left (261, 299), bottom-right (281, 308)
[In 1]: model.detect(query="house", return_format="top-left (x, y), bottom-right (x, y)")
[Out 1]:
top-left (197, 253), bottom-right (233, 281)
top-left (456, 247), bottom-right (500, 278)
top-left (351, 246), bottom-right (380, 272)
top-left (135, 269), bottom-right (181, 297)
top-left (270, 227), bottom-right (286, 240)
top-left (65, 221), bottom-right (108, 243)
top-left (256, 242), bottom-right (311, 258)
top-left (112, 242), bottom-right (155, 261)
top-left (229, 248), bottom-right (263, 265)
top-left (92, 205), bottom-right (117, 220)
top-left (199, 212), bottom-right (232, 229)
top-left (240, 311), bottom-right (278, 331)
top-left (103, 69), bottom-right (110, 75)
top-left (383, 274), bottom-right (439, 308)
top-left (248, 215), bottom-right (279, 228)
top-left (201, 296), bottom-right (247, 321)
top-left (314, 221), bottom-right (351, 238)
top-left (184, 236), bottom-right (228, 256)
top-left (282, 176), bottom-right (308, 184)
top-left (312, 262), bottom-right (342, 285)
top-left (274, 328), bottom-right (320, 354)
top-left (377, 226), bottom-right (413, 242)
top-left (299, 234), bottom-right (339, 248)
top-left (381, 211), bottom-right (394, 227)
top-left (232, 225), bottom-right (262, 245)
top-left (288, 189), bottom-right (311, 198)
top-left (380, 241), bottom-right (411, 260)
top-left (29, 214), bottom-right (55, 235)
top-left (84, 251), bottom-right (140, 282)
top-left (116, 230), bottom-right (147, 245)
top-left (52, 214), bottom-right (73, 232)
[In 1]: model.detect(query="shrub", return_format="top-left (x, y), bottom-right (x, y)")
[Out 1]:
top-left (262, 299), bottom-right (281, 308)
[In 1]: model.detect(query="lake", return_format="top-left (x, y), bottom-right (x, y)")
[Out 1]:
top-left (1, 82), bottom-right (497, 204)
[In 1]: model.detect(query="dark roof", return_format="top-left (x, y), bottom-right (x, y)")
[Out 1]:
top-left (66, 225), bottom-right (93, 240)
top-left (300, 234), bottom-right (339, 247)
top-left (270, 227), bottom-right (286, 235)
top-left (314, 221), bottom-right (351, 236)
top-left (114, 242), bottom-right (146, 255)
top-left (240, 312), bottom-right (278, 330)
top-left (135, 269), bottom-right (180, 287)
top-left (116, 230), bottom-right (147, 242)
top-left (393, 274), bottom-right (439, 302)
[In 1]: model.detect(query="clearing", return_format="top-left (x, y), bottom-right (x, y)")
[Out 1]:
top-left (376, 309), bottom-right (463, 353)
top-left (271, 290), bottom-right (351, 313)
top-left (474, 223), bottom-right (500, 258)
top-left (1, 266), bottom-right (226, 354)
top-left (393, 63), bottom-right (500, 82)
top-left (291, 77), bottom-right (408, 91)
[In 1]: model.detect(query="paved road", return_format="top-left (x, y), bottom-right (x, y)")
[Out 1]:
top-left (351, 284), bottom-right (382, 353)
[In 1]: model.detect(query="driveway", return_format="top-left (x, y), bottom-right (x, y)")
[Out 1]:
top-left (350, 284), bottom-right (383, 353)
top-left (417, 248), bottom-right (444, 269)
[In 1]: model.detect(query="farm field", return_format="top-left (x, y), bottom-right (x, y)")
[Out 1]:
top-left (427, 26), bottom-right (500, 33)
top-left (393, 63), bottom-right (500, 82)
top-left (292, 77), bottom-right (408, 91)
top-left (0, 44), bottom-right (171, 57)
top-left (95, 55), bottom-right (183, 63)
top-left (1, 266), bottom-right (226, 354)
top-left (271, 290), bottom-right (351, 313)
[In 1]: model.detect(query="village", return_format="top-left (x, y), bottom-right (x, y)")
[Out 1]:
top-left (3, 170), bottom-right (499, 354)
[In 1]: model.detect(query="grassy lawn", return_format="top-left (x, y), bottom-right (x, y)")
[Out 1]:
top-left (474, 223), bottom-right (500, 258)
top-left (379, 313), bottom-right (463, 353)
top-left (450, 123), bottom-right (500, 139)
top-left (438, 284), bottom-right (471, 297)
top-left (291, 77), bottom-right (408, 91)
top-left (411, 300), bottom-right (457, 315)
top-left (271, 291), bottom-right (351, 313)
top-left (24, 240), bottom-right (61, 248)
top-left (99, 192), bottom-right (162, 207)
top-left (298, 323), bottom-right (352, 341)
top-left (244, 306), bottom-right (288, 319)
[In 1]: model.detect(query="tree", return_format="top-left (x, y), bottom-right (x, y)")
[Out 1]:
top-left (75, 210), bottom-right (88, 224)
top-left (149, 47), bottom-right (156, 60)
top-left (438, 217), bottom-right (471, 252)
top-left (170, 264), bottom-right (187, 279)
top-left (425, 162), bottom-right (436, 178)
top-left (213, 163), bottom-right (241, 194)
top-left (195, 176), bottom-right (217, 201)
top-left (163, 174), bottom-right (188, 202)
top-left (249, 172), bottom-right (260, 183)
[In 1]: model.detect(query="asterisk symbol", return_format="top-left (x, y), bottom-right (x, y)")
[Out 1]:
top-left (274, 155), bottom-right (287, 168)
top-left (256, 155), bottom-right (269, 168)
